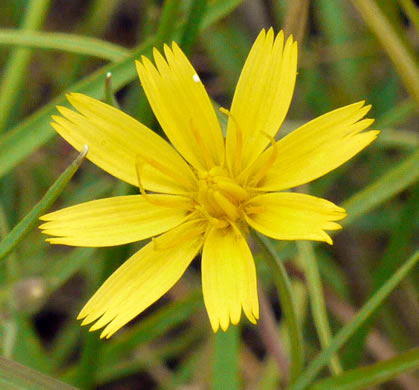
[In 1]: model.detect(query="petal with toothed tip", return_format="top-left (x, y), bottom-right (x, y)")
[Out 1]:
top-left (245, 193), bottom-right (346, 245)
top-left (225, 28), bottom-right (298, 175)
top-left (202, 225), bottom-right (259, 332)
top-left (77, 219), bottom-right (206, 338)
top-left (51, 93), bottom-right (197, 194)
top-left (136, 43), bottom-right (224, 171)
top-left (247, 101), bottom-right (379, 191)
top-left (40, 194), bottom-right (190, 247)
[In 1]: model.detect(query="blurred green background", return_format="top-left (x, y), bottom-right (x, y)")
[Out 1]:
top-left (0, 0), bottom-right (418, 389)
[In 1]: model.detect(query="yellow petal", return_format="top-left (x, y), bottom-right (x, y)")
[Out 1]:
top-left (136, 43), bottom-right (224, 171)
top-left (78, 219), bottom-right (206, 338)
top-left (52, 93), bottom-right (197, 194)
top-left (202, 225), bottom-right (259, 332)
top-left (39, 194), bottom-right (190, 247)
top-left (226, 29), bottom-right (298, 175)
top-left (249, 101), bottom-right (380, 191)
top-left (245, 193), bottom-right (346, 245)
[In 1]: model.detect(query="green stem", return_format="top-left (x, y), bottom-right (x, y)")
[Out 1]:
top-left (290, 249), bottom-right (419, 390)
top-left (252, 231), bottom-right (304, 383)
top-left (155, 0), bottom-right (182, 49)
top-left (0, 0), bottom-right (51, 132)
top-left (297, 242), bottom-right (342, 375)
top-left (180, 0), bottom-right (208, 55)
top-left (351, 0), bottom-right (419, 105)
top-left (0, 146), bottom-right (88, 261)
top-left (0, 30), bottom-right (129, 61)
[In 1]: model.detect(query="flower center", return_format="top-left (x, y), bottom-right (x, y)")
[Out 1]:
top-left (195, 166), bottom-right (249, 223)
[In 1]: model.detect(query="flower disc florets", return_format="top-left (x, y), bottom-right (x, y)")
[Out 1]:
top-left (195, 166), bottom-right (249, 225)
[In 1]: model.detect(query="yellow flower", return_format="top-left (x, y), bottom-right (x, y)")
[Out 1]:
top-left (40, 29), bottom-right (379, 338)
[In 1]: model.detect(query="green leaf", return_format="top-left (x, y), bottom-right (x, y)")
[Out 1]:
top-left (297, 241), bottom-right (342, 374)
top-left (213, 327), bottom-right (240, 390)
top-left (253, 232), bottom-right (304, 383)
top-left (351, 0), bottom-right (419, 105)
top-left (0, 0), bottom-right (51, 132)
top-left (180, 0), bottom-right (208, 55)
top-left (0, 29), bottom-right (129, 60)
top-left (289, 249), bottom-right (419, 390)
top-left (0, 146), bottom-right (88, 261)
top-left (0, 356), bottom-right (77, 390)
top-left (310, 347), bottom-right (419, 390)
top-left (342, 148), bottom-right (419, 226)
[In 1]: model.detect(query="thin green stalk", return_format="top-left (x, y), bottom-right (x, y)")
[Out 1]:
top-left (351, 0), bottom-right (419, 105)
top-left (290, 249), bottom-right (419, 390)
top-left (376, 98), bottom-right (417, 128)
top-left (310, 347), bottom-right (419, 390)
top-left (297, 242), bottom-right (342, 375)
top-left (342, 148), bottom-right (419, 226)
top-left (0, 357), bottom-right (77, 390)
top-left (0, 30), bottom-right (129, 60)
top-left (252, 232), bottom-right (304, 384)
top-left (155, 0), bottom-right (182, 49)
top-left (180, 0), bottom-right (207, 55)
top-left (213, 327), bottom-right (239, 390)
top-left (104, 72), bottom-right (121, 109)
top-left (0, 146), bottom-right (88, 261)
top-left (134, 0), bottom-right (182, 125)
top-left (0, 205), bottom-right (18, 359)
top-left (0, 0), bottom-right (51, 132)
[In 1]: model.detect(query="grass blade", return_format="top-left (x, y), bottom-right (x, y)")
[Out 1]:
top-left (0, 356), bottom-right (77, 390)
top-left (0, 29), bottom-right (129, 60)
top-left (213, 327), bottom-right (239, 390)
top-left (310, 347), bottom-right (419, 390)
top-left (0, 146), bottom-right (88, 261)
top-left (0, 0), bottom-right (51, 132)
top-left (253, 232), bottom-right (304, 383)
top-left (290, 249), bottom-right (419, 390)
top-left (297, 242), bottom-right (342, 374)
top-left (351, 0), bottom-right (419, 105)
top-left (342, 149), bottom-right (419, 226)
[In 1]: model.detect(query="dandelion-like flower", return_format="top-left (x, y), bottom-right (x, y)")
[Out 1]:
top-left (40, 29), bottom-right (379, 338)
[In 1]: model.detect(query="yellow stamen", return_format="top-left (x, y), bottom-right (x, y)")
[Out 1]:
top-left (195, 205), bottom-right (229, 228)
top-left (247, 132), bottom-right (279, 188)
top-left (220, 107), bottom-right (243, 174)
top-left (136, 157), bottom-right (192, 209)
top-left (190, 119), bottom-right (215, 169)
top-left (137, 151), bottom-right (196, 191)
top-left (214, 176), bottom-right (249, 202)
top-left (213, 191), bottom-right (240, 221)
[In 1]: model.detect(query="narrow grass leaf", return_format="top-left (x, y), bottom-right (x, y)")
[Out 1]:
top-left (213, 326), bottom-right (239, 390)
top-left (297, 242), bottom-right (342, 374)
top-left (0, 29), bottom-right (129, 60)
top-left (253, 232), bottom-right (304, 383)
top-left (342, 149), bottom-right (419, 226)
top-left (290, 249), bottom-right (419, 390)
top-left (180, 0), bottom-right (207, 55)
top-left (0, 0), bottom-right (51, 132)
top-left (0, 146), bottom-right (88, 261)
top-left (309, 347), bottom-right (419, 390)
top-left (351, 0), bottom-right (419, 105)
top-left (0, 356), bottom-right (77, 390)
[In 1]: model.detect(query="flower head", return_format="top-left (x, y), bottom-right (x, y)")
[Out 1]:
top-left (40, 29), bottom-right (379, 338)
